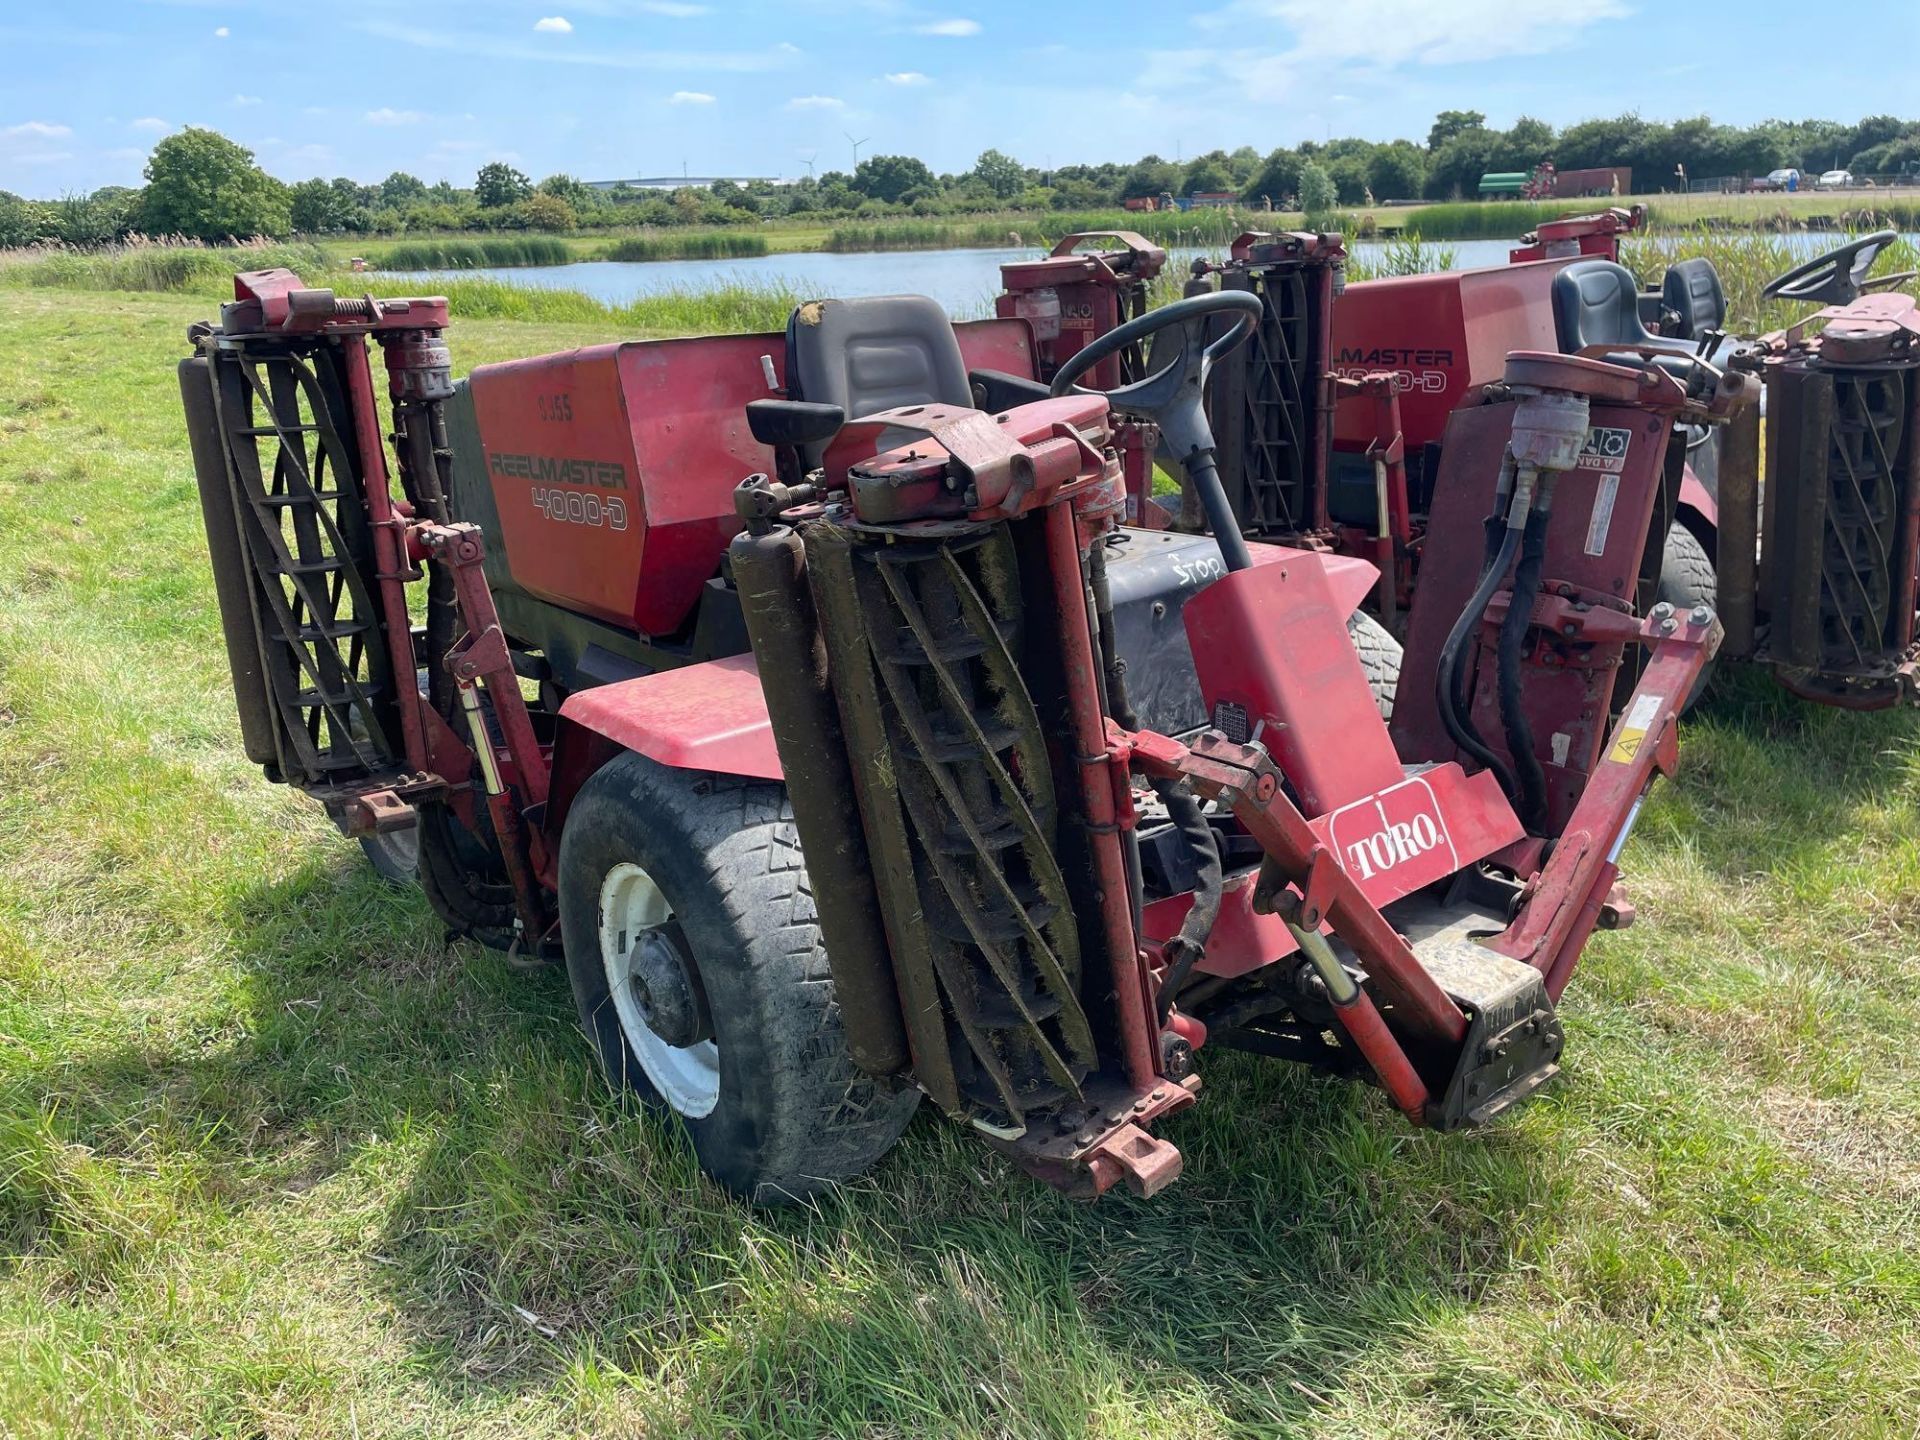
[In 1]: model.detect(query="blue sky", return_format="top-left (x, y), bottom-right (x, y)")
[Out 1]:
top-left (3, 0), bottom-right (1917, 196)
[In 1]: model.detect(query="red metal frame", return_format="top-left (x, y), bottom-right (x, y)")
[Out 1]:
top-left (997, 232), bottom-right (1165, 391)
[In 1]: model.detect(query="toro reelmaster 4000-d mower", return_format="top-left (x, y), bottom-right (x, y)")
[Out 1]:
top-left (178, 267), bottom-right (1749, 1202)
top-left (1043, 214), bottom-right (1920, 714)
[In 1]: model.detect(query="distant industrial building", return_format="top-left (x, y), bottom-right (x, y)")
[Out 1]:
top-left (585, 175), bottom-right (796, 191)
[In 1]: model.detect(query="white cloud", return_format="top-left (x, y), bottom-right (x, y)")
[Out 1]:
top-left (213, 25), bottom-right (229, 37)
top-left (533, 15), bottom-right (573, 32)
top-left (638, 1), bottom-right (708, 13)
top-left (365, 107), bottom-right (424, 125)
top-left (2, 120), bottom-right (72, 139)
top-left (786, 95), bottom-right (845, 110)
top-left (130, 117), bottom-right (170, 133)
top-left (885, 71), bottom-right (930, 85)
top-left (232, 94), bottom-right (262, 106)
top-left (916, 18), bottom-right (980, 35)
top-left (669, 90), bottom-right (716, 104)
top-left (1185, 0), bottom-right (1630, 99)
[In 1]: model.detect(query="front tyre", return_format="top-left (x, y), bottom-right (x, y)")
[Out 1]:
top-left (1655, 523), bottom-right (1718, 711)
top-left (358, 828), bottom-right (419, 886)
top-left (557, 751), bottom-right (920, 1203)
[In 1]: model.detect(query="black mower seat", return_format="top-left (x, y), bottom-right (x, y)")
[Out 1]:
top-left (1552, 259), bottom-right (1660, 354)
top-left (1552, 259), bottom-right (1697, 380)
top-left (1659, 257), bottom-right (1727, 342)
top-left (785, 294), bottom-right (973, 419)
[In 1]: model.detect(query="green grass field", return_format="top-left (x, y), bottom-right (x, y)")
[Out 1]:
top-left (4, 283), bottom-right (1920, 1438)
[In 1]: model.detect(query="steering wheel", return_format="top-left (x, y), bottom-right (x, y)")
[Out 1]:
top-left (1050, 289), bottom-right (1264, 568)
top-left (1761, 229), bottom-right (1908, 305)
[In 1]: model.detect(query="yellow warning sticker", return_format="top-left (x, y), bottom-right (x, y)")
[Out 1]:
top-left (1608, 693), bottom-right (1664, 765)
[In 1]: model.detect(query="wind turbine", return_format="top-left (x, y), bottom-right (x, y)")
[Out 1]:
top-left (799, 149), bottom-right (817, 179)
top-left (846, 132), bottom-right (871, 169)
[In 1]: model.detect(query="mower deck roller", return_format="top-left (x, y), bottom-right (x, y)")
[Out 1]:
top-left (180, 269), bottom-right (1748, 1203)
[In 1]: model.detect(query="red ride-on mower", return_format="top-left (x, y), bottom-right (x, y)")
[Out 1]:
top-left (1117, 211), bottom-right (1729, 664)
top-left (1718, 230), bottom-right (1920, 707)
top-left (179, 269), bottom-right (1748, 1202)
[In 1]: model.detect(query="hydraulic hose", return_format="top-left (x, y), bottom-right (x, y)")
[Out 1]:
top-left (1497, 502), bottom-right (1554, 832)
top-left (1088, 539), bottom-right (1222, 1021)
top-left (1436, 464), bottom-right (1537, 804)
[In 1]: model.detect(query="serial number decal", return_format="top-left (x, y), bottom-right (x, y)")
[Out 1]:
top-left (531, 485), bottom-right (629, 531)
top-left (535, 393), bottom-right (574, 423)
top-left (488, 451), bottom-right (628, 491)
top-left (1584, 472), bottom-right (1621, 556)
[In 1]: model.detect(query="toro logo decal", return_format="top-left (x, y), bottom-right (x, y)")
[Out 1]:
top-left (1324, 776), bottom-right (1459, 891)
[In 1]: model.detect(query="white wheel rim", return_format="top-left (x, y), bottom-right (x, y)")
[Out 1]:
top-left (597, 861), bottom-right (720, 1118)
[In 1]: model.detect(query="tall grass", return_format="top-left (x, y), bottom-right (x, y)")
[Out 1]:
top-left (602, 231), bottom-right (769, 262)
top-left (1393, 201), bottom-right (1590, 239)
top-left (0, 236), bottom-right (332, 293)
top-left (822, 221), bottom-right (1003, 252)
top-left (822, 207), bottom-right (1264, 254)
top-left (1623, 226), bottom-right (1920, 333)
top-left (1351, 231), bottom-right (1461, 279)
top-left (351, 273), bottom-right (800, 334)
top-left (373, 236), bottom-right (572, 270)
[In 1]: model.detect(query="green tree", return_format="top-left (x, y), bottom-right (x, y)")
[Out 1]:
top-left (706, 178), bottom-right (759, 214)
top-left (139, 127), bottom-right (291, 240)
top-left (1497, 116), bottom-right (1556, 172)
top-left (969, 148), bottom-right (1027, 199)
top-left (1367, 141), bottom-right (1426, 201)
top-left (53, 186), bottom-right (140, 245)
top-left (1427, 110), bottom-right (1487, 151)
top-left (378, 171), bottom-right (428, 208)
top-left (1183, 156), bottom-right (1233, 195)
top-left (537, 172), bottom-right (598, 208)
top-left (0, 190), bottom-right (56, 247)
top-left (1243, 148), bottom-right (1304, 207)
top-left (1297, 159), bottom-right (1338, 221)
top-left (852, 154), bottom-right (936, 204)
top-left (1555, 114), bottom-right (1651, 172)
top-left (288, 177), bottom-right (344, 232)
top-left (1425, 128), bottom-right (1500, 199)
top-left (474, 162), bottom-right (532, 208)
top-left (515, 192), bottom-right (577, 230)
top-left (1121, 154), bottom-right (1181, 201)
top-left (1322, 153), bottom-right (1369, 205)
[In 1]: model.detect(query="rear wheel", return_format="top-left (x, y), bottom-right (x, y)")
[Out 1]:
top-left (557, 751), bottom-right (920, 1203)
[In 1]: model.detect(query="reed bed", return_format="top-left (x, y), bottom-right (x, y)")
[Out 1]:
top-left (372, 236), bottom-right (573, 270)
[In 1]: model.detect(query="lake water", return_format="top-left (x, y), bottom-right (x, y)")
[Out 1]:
top-left (387, 239), bottom-right (1519, 316)
top-left (385, 232), bottom-right (1917, 317)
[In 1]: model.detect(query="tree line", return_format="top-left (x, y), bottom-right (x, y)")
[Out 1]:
top-left (4, 112), bottom-right (1919, 247)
